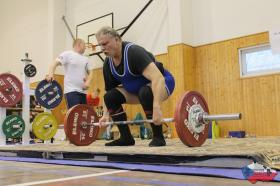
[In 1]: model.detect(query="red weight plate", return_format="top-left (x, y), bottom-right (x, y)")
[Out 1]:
top-left (174, 91), bottom-right (209, 147)
top-left (0, 73), bottom-right (23, 107)
top-left (63, 107), bottom-right (74, 138)
top-left (64, 104), bottom-right (99, 146)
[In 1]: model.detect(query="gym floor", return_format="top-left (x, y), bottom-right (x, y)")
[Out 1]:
top-left (0, 138), bottom-right (280, 185)
top-left (1, 160), bottom-right (278, 186)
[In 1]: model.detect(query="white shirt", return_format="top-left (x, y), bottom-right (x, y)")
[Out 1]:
top-left (57, 50), bottom-right (93, 94)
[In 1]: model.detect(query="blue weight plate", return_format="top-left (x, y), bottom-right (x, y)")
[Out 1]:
top-left (35, 80), bottom-right (63, 109)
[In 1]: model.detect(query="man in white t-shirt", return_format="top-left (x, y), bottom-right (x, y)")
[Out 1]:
top-left (46, 38), bottom-right (94, 109)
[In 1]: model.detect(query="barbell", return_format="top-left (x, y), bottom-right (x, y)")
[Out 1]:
top-left (79, 114), bottom-right (240, 128)
top-left (63, 91), bottom-right (242, 147)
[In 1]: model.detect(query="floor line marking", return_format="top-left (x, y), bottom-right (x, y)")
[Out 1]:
top-left (8, 169), bottom-right (129, 186)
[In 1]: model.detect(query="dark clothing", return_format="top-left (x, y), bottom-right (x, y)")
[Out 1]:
top-left (103, 88), bottom-right (126, 115)
top-left (102, 42), bottom-right (174, 147)
top-left (103, 88), bottom-right (135, 146)
top-left (103, 42), bottom-right (174, 95)
top-left (64, 91), bottom-right (87, 109)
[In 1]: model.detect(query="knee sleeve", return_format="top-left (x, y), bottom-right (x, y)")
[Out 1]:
top-left (103, 89), bottom-right (127, 121)
top-left (138, 86), bottom-right (153, 118)
top-left (104, 89), bottom-right (130, 137)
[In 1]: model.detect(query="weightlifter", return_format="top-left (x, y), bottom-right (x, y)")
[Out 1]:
top-left (96, 26), bottom-right (175, 147)
top-left (46, 39), bottom-right (95, 109)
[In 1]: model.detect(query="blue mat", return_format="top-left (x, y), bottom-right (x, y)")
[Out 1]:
top-left (0, 156), bottom-right (279, 182)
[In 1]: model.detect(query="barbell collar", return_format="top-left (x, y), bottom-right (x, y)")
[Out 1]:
top-left (5, 87), bottom-right (13, 92)
top-left (48, 91), bottom-right (55, 95)
top-left (201, 113), bottom-right (242, 123)
top-left (12, 125), bottom-right (20, 129)
top-left (43, 124), bottom-right (52, 129)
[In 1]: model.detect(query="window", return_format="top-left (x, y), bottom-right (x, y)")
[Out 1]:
top-left (239, 44), bottom-right (280, 77)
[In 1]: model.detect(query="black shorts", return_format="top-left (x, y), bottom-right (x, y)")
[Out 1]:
top-left (64, 91), bottom-right (87, 109)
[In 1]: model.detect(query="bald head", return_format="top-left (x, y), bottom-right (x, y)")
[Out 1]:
top-left (73, 38), bottom-right (86, 54)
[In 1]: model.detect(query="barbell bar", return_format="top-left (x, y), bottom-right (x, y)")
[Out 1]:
top-left (63, 91), bottom-right (243, 147)
top-left (43, 113), bottom-right (241, 129)
top-left (79, 113), bottom-right (241, 128)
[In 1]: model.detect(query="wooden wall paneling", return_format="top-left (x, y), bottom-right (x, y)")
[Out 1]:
top-left (156, 53), bottom-right (174, 137)
top-left (89, 68), bottom-right (105, 96)
top-left (236, 33), bottom-right (276, 136)
top-left (273, 75), bottom-right (280, 135)
top-left (183, 45), bottom-right (196, 91)
top-left (195, 41), bottom-right (246, 137)
top-left (156, 53), bottom-right (171, 120)
top-left (194, 32), bottom-right (280, 137)
top-left (51, 75), bottom-right (67, 124)
top-left (167, 44), bottom-right (187, 138)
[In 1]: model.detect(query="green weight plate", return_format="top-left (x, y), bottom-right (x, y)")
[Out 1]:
top-left (32, 112), bottom-right (58, 140)
top-left (2, 115), bottom-right (25, 138)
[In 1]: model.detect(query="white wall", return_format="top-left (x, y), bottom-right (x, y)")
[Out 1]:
top-left (65, 0), bottom-right (170, 68)
top-left (167, 0), bottom-right (182, 45)
top-left (0, 0), bottom-right (49, 81)
top-left (123, 0), bottom-right (168, 55)
top-left (191, 0), bottom-right (280, 46)
top-left (181, 0), bottom-right (193, 45)
top-left (0, 0), bottom-right (66, 81)
top-left (2, 0), bottom-right (279, 78)
top-left (48, 0), bottom-right (66, 75)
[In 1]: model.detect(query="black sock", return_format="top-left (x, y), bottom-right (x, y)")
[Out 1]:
top-left (105, 138), bottom-right (135, 146)
top-left (138, 86), bottom-right (165, 146)
top-left (149, 137), bottom-right (166, 147)
top-left (111, 112), bottom-right (133, 140)
top-left (105, 112), bottom-right (135, 146)
top-left (145, 113), bottom-right (164, 139)
top-left (147, 115), bottom-right (166, 147)
top-left (150, 123), bottom-right (164, 139)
